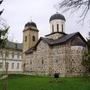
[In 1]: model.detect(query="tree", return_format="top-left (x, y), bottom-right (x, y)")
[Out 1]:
top-left (82, 33), bottom-right (90, 74)
top-left (82, 52), bottom-right (90, 73)
top-left (0, 0), bottom-right (3, 15)
top-left (0, 0), bottom-right (9, 90)
top-left (59, 0), bottom-right (90, 20)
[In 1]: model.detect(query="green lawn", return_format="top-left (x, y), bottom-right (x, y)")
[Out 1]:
top-left (0, 74), bottom-right (90, 90)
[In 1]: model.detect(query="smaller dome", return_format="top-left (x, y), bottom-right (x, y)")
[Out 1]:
top-left (49, 13), bottom-right (66, 22)
top-left (25, 21), bottom-right (37, 28)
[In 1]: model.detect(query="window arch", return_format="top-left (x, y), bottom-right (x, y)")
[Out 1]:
top-left (25, 36), bottom-right (27, 42)
top-left (32, 36), bottom-right (35, 41)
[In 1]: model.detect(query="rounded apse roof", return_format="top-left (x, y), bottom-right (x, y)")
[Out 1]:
top-left (49, 13), bottom-right (66, 22)
top-left (25, 21), bottom-right (37, 28)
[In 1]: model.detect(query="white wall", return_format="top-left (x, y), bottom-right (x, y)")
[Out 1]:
top-left (0, 50), bottom-right (23, 73)
top-left (50, 19), bottom-right (65, 33)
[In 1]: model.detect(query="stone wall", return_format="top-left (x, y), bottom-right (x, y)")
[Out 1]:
top-left (25, 41), bottom-right (50, 75)
top-left (25, 37), bottom-right (87, 77)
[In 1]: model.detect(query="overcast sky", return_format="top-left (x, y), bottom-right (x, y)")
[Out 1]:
top-left (1, 0), bottom-right (90, 43)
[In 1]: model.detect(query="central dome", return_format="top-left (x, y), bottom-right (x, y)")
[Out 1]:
top-left (25, 21), bottom-right (37, 28)
top-left (49, 13), bottom-right (66, 22)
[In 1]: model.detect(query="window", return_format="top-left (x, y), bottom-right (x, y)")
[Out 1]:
top-left (25, 36), bottom-right (27, 42)
top-left (12, 63), bottom-right (14, 69)
top-left (42, 58), bottom-right (44, 64)
top-left (5, 51), bottom-right (9, 57)
top-left (12, 52), bottom-right (14, 58)
top-left (32, 36), bottom-right (35, 41)
top-left (52, 25), bottom-right (54, 32)
top-left (17, 52), bottom-right (20, 58)
top-left (57, 24), bottom-right (59, 32)
top-left (17, 63), bottom-right (19, 69)
top-left (0, 50), bottom-right (3, 57)
top-left (5, 62), bottom-right (9, 69)
top-left (0, 62), bottom-right (3, 68)
top-left (62, 24), bottom-right (63, 32)
top-left (30, 60), bottom-right (32, 64)
top-left (56, 59), bottom-right (58, 63)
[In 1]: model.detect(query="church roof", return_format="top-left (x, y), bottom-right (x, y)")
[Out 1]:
top-left (25, 32), bottom-right (87, 54)
top-left (6, 41), bottom-right (22, 51)
top-left (25, 21), bottom-right (37, 28)
top-left (37, 32), bottom-right (87, 46)
top-left (49, 13), bottom-right (66, 22)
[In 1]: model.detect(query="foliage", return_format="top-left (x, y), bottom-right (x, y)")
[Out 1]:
top-left (0, 27), bottom-right (9, 48)
top-left (59, 0), bottom-right (90, 20)
top-left (87, 39), bottom-right (90, 53)
top-left (82, 52), bottom-right (90, 72)
top-left (82, 39), bottom-right (90, 73)
top-left (0, 0), bottom-right (9, 49)
top-left (0, 74), bottom-right (90, 90)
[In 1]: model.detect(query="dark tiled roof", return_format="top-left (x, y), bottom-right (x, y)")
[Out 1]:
top-left (25, 32), bottom-right (87, 54)
top-left (25, 21), bottom-right (37, 28)
top-left (39, 32), bottom-right (80, 45)
top-left (6, 41), bottom-right (22, 50)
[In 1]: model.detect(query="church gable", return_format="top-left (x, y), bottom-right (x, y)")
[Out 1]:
top-left (36, 40), bottom-right (49, 52)
top-left (70, 33), bottom-right (87, 47)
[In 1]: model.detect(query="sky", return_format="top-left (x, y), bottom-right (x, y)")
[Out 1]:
top-left (0, 0), bottom-right (90, 43)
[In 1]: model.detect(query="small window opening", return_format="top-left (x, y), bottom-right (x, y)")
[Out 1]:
top-left (57, 24), bottom-right (59, 32)
top-left (32, 36), bottom-right (35, 41)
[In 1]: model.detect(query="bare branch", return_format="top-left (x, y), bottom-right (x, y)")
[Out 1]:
top-left (59, 0), bottom-right (90, 20)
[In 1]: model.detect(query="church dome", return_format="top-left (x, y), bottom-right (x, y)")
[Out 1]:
top-left (25, 21), bottom-right (37, 28)
top-left (49, 13), bottom-right (66, 22)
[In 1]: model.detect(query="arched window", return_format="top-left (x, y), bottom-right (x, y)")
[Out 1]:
top-left (32, 36), bottom-right (35, 41)
top-left (25, 36), bottom-right (27, 42)
top-left (62, 24), bottom-right (63, 32)
top-left (42, 58), bottom-right (44, 64)
top-left (52, 24), bottom-right (54, 32)
top-left (57, 24), bottom-right (59, 32)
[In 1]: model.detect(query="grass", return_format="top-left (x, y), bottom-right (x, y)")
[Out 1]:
top-left (0, 74), bottom-right (90, 90)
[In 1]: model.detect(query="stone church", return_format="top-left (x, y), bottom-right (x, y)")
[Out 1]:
top-left (23, 13), bottom-right (87, 77)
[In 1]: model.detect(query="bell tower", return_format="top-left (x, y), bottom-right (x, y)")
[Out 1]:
top-left (23, 21), bottom-right (39, 52)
